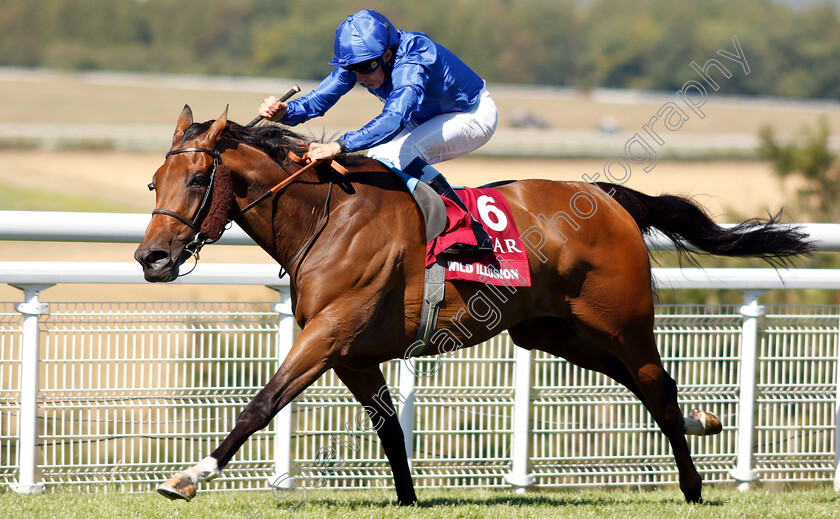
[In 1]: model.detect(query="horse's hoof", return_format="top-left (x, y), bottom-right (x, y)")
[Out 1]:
top-left (157, 473), bottom-right (196, 502)
top-left (689, 409), bottom-right (722, 436)
top-left (680, 477), bottom-right (703, 504)
top-left (684, 409), bottom-right (722, 436)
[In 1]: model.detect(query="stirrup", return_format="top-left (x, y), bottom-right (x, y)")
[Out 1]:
top-left (442, 242), bottom-right (493, 255)
top-left (443, 223), bottom-right (494, 255)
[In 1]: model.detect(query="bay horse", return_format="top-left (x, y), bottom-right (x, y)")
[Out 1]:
top-left (135, 107), bottom-right (812, 506)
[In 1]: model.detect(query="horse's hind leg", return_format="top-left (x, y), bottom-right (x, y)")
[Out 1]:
top-left (511, 311), bottom-right (702, 502)
top-left (509, 317), bottom-right (720, 438)
top-left (508, 317), bottom-right (649, 405)
top-left (334, 365), bottom-right (417, 505)
top-left (580, 314), bottom-right (703, 504)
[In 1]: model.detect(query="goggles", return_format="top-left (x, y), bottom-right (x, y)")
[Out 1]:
top-left (343, 57), bottom-right (382, 75)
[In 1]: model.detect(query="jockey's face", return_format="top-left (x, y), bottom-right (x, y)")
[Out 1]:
top-left (355, 49), bottom-right (392, 90)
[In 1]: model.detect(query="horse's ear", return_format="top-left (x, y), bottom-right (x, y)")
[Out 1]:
top-left (204, 105), bottom-right (229, 145)
top-left (172, 105), bottom-right (194, 148)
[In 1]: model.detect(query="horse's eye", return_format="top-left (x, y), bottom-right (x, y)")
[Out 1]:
top-left (190, 173), bottom-right (208, 187)
top-left (147, 182), bottom-right (155, 191)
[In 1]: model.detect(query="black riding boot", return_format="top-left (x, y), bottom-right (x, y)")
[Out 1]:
top-left (404, 158), bottom-right (494, 255)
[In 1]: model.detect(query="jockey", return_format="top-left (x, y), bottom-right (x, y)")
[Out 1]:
top-left (259, 9), bottom-right (497, 254)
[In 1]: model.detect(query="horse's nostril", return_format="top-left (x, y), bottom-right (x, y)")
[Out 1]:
top-left (141, 249), bottom-right (170, 268)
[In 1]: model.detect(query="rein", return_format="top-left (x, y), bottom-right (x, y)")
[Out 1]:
top-left (232, 152), bottom-right (346, 218)
top-left (238, 151), bottom-right (343, 280)
top-left (278, 176), bottom-right (334, 280)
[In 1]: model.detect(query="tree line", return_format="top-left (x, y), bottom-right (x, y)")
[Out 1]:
top-left (1, 0), bottom-right (839, 98)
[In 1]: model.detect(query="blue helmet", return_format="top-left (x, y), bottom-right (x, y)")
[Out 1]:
top-left (329, 10), bottom-right (399, 67)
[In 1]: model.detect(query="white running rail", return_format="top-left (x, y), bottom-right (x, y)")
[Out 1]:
top-left (2, 211), bottom-right (840, 495)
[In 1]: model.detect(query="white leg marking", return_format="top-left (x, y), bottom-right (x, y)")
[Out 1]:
top-left (181, 456), bottom-right (221, 484)
top-left (683, 409), bottom-right (722, 436)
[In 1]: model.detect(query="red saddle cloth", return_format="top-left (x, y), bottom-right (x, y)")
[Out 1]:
top-left (425, 187), bottom-right (532, 287)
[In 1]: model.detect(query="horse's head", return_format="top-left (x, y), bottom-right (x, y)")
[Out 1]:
top-left (135, 105), bottom-right (232, 282)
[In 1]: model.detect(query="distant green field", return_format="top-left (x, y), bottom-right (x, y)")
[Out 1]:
top-left (0, 181), bottom-right (129, 212)
top-left (2, 69), bottom-right (839, 136)
top-left (3, 487), bottom-right (839, 519)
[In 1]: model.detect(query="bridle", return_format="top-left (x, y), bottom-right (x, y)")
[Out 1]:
top-left (151, 144), bottom-right (341, 279)
top-left (152, 146), bottom-right (223, 262)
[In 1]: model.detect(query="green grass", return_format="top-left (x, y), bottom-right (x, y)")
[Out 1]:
top-left (0, 181), bottom-right (128, 212)
top-left (3, 487), bottom-right (840, 519)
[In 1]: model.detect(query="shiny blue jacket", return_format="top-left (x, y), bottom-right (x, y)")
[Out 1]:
top-left (282, 30), bottom-right (486, 153)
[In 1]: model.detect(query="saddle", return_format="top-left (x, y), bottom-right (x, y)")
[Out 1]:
top-left (324, 156), bottom-right (533, 355)
top-left (361, 158), bottom-right (532, 356)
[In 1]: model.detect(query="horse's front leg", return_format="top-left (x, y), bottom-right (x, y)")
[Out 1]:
top-left (157, 317), bottom-right (338, 501)
top-left (334, 365), bottom-right (417, 505)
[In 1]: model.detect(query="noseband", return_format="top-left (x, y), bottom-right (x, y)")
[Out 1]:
top-left (152, 146), bottom-right (222, 259)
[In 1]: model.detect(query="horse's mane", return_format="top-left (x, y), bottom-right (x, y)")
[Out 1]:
top-left (182, 120), bottom-right (364, 166)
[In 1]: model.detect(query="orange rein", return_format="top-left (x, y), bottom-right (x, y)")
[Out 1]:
top-left (269, 151), bottom-right (349, 195)
top-left (235, 150), bottom-right (389, 218)
top-left (234, 150), bottom-right (347, 217)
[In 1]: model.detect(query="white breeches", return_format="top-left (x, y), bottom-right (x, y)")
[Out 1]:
top-left (367, 86), bottom-right (498, 170)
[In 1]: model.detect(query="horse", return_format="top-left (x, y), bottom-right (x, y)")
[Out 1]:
top-left (135, 106), bottom-right (813, 506)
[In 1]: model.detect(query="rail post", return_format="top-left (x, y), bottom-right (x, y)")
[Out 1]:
top-left (729, 290), bottom-right (765, 491)
top-left (11, 283), bottom-right (53, 495)
top-left (398, 358), bottom-right (417, 472)
top-left (505, 345), bottom-right (535, 492)
top-left (834, 311), bottom-right (840, 491)
top-left (267, 287), bottom-right (295, 489)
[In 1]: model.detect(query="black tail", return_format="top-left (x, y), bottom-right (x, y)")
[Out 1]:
top-left (596, 183), bottom-right (815, 266)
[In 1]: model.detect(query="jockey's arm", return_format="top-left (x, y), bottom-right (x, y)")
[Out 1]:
top-left (271, 68), bottom-right (356, 126)
top-left (338, 52), bottom-right (431, 153)
top-left (304, 82), bottom-right (423, 162)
